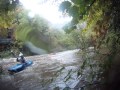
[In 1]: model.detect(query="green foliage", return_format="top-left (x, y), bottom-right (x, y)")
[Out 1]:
top-left (58, 33), bottom-right (77, 50)
top-left (68, 5), bottom-right (79, 18)
top-left (59, 1), bottom-right (71, 12)
top-left (0, 51), bottom-right (11, 58)
top-left (71, 0), bottom-right (81, 5)
top-left (0, 0), bottom-right (19, 14)
top-left (59, 0), bottom-right (120, 89)
top-left (15, 10), bottom-right (50, 51)
top-left (15, 10), bottom-right (73, 52)
top-left (59, 0), bottom-right (96, 26)
top-left (0, 0), bottom-right (19, 28)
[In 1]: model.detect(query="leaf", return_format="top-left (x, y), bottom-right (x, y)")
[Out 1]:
top-left (71, 0), bottom-right (81, 5)
top-left (59, 1), bottom-right (71, 12)
top-left (68, 5), bottom-right (80, 17)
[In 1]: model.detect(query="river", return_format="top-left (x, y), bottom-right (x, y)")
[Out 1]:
top-left (0, 49), bottom-right (86, 90)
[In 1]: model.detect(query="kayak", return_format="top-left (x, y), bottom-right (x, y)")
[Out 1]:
top-left (8, 60), bottom-right (33, 74)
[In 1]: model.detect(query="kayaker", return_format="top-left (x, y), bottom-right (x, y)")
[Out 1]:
top-left (16, 52), bottom-right (26, 64)
top-left (11, 50), bottom-right (26, 64)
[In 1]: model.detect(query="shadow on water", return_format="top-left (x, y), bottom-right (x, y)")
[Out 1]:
top-left (0, 81), bottom-right (19, 90)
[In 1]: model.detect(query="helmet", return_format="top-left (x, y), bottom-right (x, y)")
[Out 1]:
top-left (19, 52), bottom-right (23, 57)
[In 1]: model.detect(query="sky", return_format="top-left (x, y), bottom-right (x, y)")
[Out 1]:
top-left (19, 0), bottom-right (72, 28)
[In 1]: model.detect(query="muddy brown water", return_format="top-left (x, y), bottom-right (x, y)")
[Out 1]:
top-left (0, 49), bottom-right (83, 90)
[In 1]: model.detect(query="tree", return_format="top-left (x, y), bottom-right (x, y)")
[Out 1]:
top-left (59, 0), bottom-right (120, 89)
top-left (0, 0), bottom-right (19, 28)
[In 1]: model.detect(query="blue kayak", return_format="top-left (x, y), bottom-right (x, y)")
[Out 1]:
top-left (8, 60), bottom-right (33, 74)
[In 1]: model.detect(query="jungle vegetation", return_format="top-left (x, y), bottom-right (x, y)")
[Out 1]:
top-left (0, 0), bottom-right (120, 89)
top-left (59, 0), bottom-right (120, 90)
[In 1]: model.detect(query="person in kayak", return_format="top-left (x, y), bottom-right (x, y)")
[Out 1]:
top-left (16, 52), bottom-right (26, 64)
top-left (11, 50), bottom-right (26, 64)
